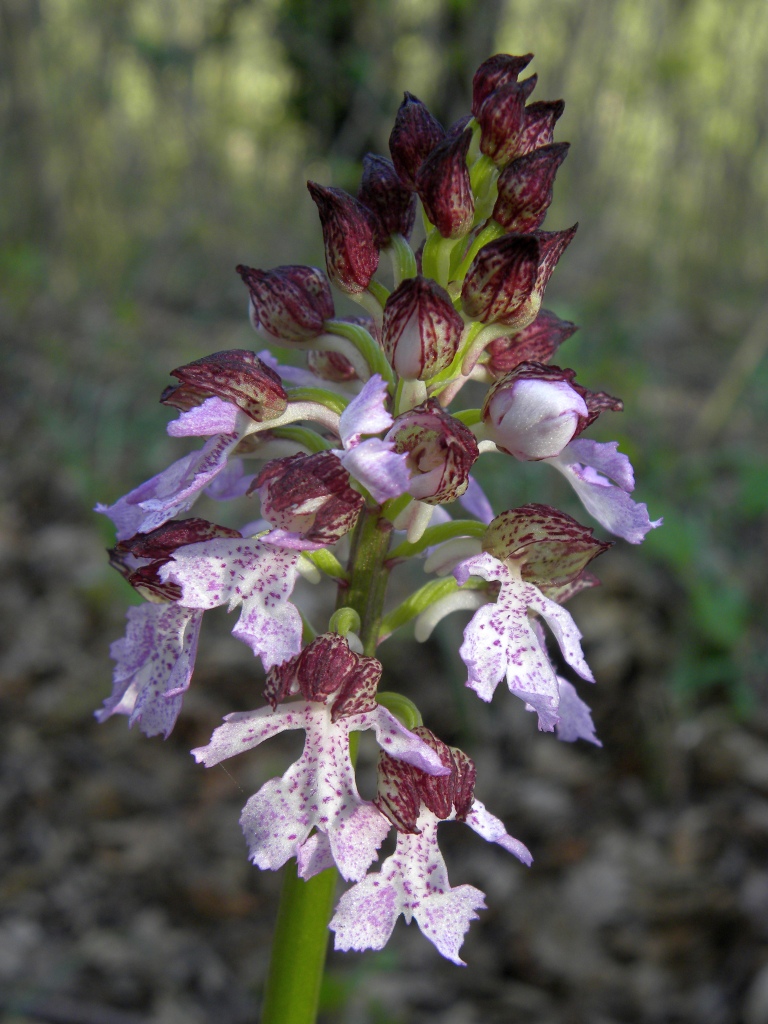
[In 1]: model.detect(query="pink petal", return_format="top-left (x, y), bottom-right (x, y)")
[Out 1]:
top-left (296, 832), bottom-right (336, 879)
top-left (356, 706), bottom-right (452, 775)
top-left (458, 476), bottom-right (495, 524)
top-left (414, 885), bottom-right (486, 966)
top-left (339, 374), bottom-right (392, 448)
top-left (194, 702), bottom-right (390, 881)
top-left (338, 438), bottom-right (410, 502)
top-left (555, 677), bottom-right (601, 746)
top-left (331, 875), bottom-right (400, 952)
top-left (99, 604), bottom-right (203, 738)
top-left (191, 703), bottom-right (314, 766)
top-left (549, 439), bottom-right (662, 544)
top-left (97, 433), bottom-right (241, 539)
top-left (167, 397), bottom-right (241, 437)
top-left (159, 538), bottom-right (302, 670)
top-left (464, 800), bottom-right (532, 865)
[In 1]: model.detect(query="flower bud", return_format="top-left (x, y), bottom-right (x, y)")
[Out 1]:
top-left (161, 349), bottom-right (288, 423)
top-left (251, 450), bottom-right (365, 545)
top-left (307, 182), bottom-right (380, 294)
top-left (382, 275), bottom-right (464, 380)
top-left (388, 92), bottom-right (445, 188)
top-left (237, 264), bottom-right (334, 343)
top-left (462, 226), bottom-right (577, 330)
top-left (358, 153), bottom-right (417, 245)
top-left (476, 82), bottom-right (528, 166)
top-left (386, 400), bottom-right (479, 504)
top-left (485, 309), bottom-right (578, 375)
top-left (518, 100), bottom-right (565, 157)
top-left (493, 142), bottom-right (570, 232)
top-left (415, 128), bottom-right (474, 239)
top-left (461, 233), bottom-right (540, 327)
top-left (482, 362), bottom-right (588, 460)
top-left (472, 53), bottom-right (533, 115)
top-left (482, 503), bottom-right (610, 587)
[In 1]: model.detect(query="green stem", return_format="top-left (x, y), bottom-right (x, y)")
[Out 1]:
top-left (260, 507), bottom-right (392, 1022)
top-left (260, 863), bottom-right (337, 1024)
top-left (339, 508), bottom-right (393, 655)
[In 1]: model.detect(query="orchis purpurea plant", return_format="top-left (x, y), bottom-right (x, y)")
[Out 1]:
top-left (96, 53), bottom-right (660, 1024)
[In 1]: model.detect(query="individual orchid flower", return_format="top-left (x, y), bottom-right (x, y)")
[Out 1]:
top-left (454, 549), bottom-right (594, 729)
top-left (332, 374), bottom-right (411, 502)
top-left (158, 536), bottom-right (303, 670)
top-left (192, 635), bottom-right (449, 882)
top-left (97, 603), bottom-right (203, 739)
top-left (331, 729), bottom-right (531, 964)
top-left (97, 350), bottom-right (346, 539)
top-left (250, 451), bottom-right (365, 550)
top-left (546, 437), bottom-right (662, 544)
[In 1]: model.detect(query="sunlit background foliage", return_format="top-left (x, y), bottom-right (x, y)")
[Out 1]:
top-left (2, 0), bottom-right (767, 731)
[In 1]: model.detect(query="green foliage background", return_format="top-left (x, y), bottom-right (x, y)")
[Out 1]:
top-left (2, 0), bottom-right (767, 705)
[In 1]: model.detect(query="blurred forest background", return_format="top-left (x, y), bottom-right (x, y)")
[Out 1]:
top-left (2, 1), bottom-right (768, 1022)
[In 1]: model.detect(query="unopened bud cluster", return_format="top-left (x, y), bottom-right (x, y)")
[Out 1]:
top-left (96, 54), bottom-right (659, 965)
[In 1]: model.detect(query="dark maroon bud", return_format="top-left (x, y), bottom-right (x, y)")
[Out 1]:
top-left (461, 233), bottom-right (540, 327)
top-left (306, 182), bottom-right (380, 294)
top-left (493, 142), bottom-right (570, 232)
top-left (382, 275), bottom-right (464, 380)
top-left (388, 92), bottom-right (445, 188)
top-left (161, 349), bottom-right (288, 423)
top-left (472, 53), bottom-right (534, 115)
top-left (307, 349), bottom-right (359, 383)
top-left (374, 752), bottom-right (422, 833)
top-left (237, 264), bottom-right (334, 342)
top-left (482, 502), bottom-right (611, 587)
top-left (477, 82), bottom-right (528, 165)
top-left (358, 153), bottom-right (417, 245)
top-left (518, 99), bottom-right (565, 156)
top-left (415, 127), bottom-right (474, 239)
top-left (251, 451), bottom-right (364, 545)
top-left (485, 309), bottom-right (578, 375)
top-left (386, 399), bottom-right (479, 504)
